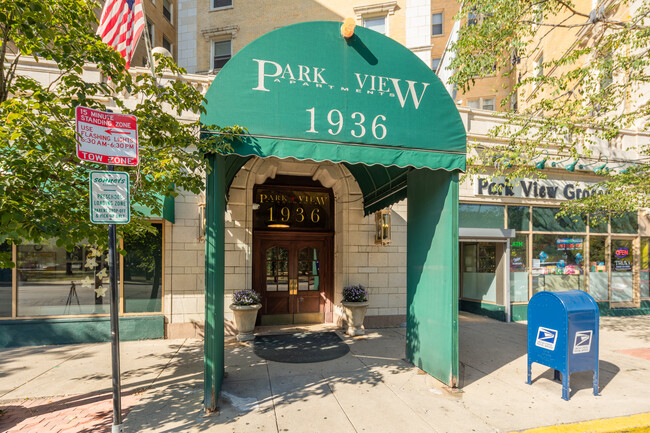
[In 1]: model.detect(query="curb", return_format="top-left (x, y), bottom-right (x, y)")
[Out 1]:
top-left (512, 412), bottom-right (650, 433)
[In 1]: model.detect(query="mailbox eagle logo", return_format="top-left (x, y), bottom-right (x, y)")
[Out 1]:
top-left (573, 330), bottom-right (593, 354)
top-left (535, 327), bottom-right (558, 351)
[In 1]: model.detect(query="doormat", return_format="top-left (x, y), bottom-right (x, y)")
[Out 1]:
top-left (253, 332), bottom-right (350, 363)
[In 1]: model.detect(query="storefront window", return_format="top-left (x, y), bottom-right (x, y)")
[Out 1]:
top-left (508, 206), bottom-right (530, 231)
top-left (510, 234), bottom-right (528, 302)
top-left (611, 212), bottom-right (638, 234)
top-left (589, 236), bottom-right (608, 300)
top-left (462, 242), bottom-right (497, 302)
top-left (611, 239), bottom-right (634, 302)
top-left (589, 214), bottom-right (608, 234)
top-left (123, 223), bottom-right (163, 313)
top-left (17, 244), bottom-right (110, 316)
top-left (0, 242), bottom-right (12, 317)
top-left (459, 204), bottom-right (504, 229)
top-left (533, 207), bottom-right (586, 232)
top-left (532, 234), bottom-right (585, 293)
top-left (642, 238), bottom-right (649, 299)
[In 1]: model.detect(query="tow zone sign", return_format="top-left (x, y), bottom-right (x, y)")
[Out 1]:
top-left (76, 106), bottom-right (138, 166)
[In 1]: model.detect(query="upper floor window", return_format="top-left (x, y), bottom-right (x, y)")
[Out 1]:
top-left (534, 53), bottom-right (544, 77)
top-left (432, 13), bottom-right (443, 35)
top-left (162, 35), bottom-right (172, 53)
top-left (147, 21), bottom-right (155, 46)
top-left (432, 58), bottom-right (441, 73)
top-left (364, 17), bottom-right (386, 34)
top-left (163, 0), bottom-right (172, 22)
top-left (213, 0), bottom-right (232, 9)
top-left (213, 40), bottom-right (232, 70)
top-left (468, 10), bottom-right (478, 26)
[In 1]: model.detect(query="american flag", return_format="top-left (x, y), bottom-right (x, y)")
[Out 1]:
top-left (97, 0), bottom-right (145, 69)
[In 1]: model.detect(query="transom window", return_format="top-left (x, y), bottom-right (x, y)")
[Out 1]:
top-left (364, 17), bottom-right (386, 34)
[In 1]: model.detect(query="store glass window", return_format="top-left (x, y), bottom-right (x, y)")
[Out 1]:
top-left (17, 244), bottom-right (110, 316)
top-left (532, 234), bottom-right (585, 294)
top-left (611, 239), bottom-right (634, 302)
top-left (642, 238), bottom-right (649, 299)
top-left (0, 242), bottom-right (12, 317)
top-left (508, 206), bottom-right (530, 231)
top-left (589, 236), bottom-right (608, 300)
top-left (611, 212), bottom-right (638, 234)
top-left (462, 243), bottom-right (497, 303)
top-left (123, 224), bottom-right (163, 313)
top-left (510, 234), bottom-right (528, 302)
top-left (533, 207), bottom-right (586, 232)
top-left (459, 204), bottom-right (504, 229)
top-left (589, 213), bottom-right (608, 233)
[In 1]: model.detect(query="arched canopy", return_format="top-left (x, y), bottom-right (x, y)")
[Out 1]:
top-left (202, 21), bottom-right (466, 212)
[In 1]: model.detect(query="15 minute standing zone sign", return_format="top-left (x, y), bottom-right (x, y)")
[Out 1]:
top-left (76, 106), bottom-right (139, 166)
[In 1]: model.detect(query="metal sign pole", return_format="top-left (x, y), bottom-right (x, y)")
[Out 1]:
top-left (107, 163), bottom-right (123, 433)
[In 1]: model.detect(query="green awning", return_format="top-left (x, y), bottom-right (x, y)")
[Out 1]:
top-left (204, 21), bottom-right (466, 214)
top-left (132, 193), bottom-right (175, 223)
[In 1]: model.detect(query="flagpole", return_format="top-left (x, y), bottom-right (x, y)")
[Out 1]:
top-left (139, 1), bottom-right (158, 84)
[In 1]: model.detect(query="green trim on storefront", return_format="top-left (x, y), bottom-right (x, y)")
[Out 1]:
top-left (507, 300), bottom-right (650, 322)
top-left (0, 315), bottom-right (164, 348)
top-left (511, 304), bottom-right (528, 322)
top-left (460, 299), bottom-right (507, 322)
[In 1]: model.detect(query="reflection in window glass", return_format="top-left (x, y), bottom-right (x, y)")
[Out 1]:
top-left (533, 207), bottom-right (586, 232)
top-left (642, 238), bottom-right (649, 299)
top-left (589, 236), bottom-right (608, 300)
top-left (611, 212), bottom-right (638, 234)
top-left (589, 214), bottom-right (608, 233)
top-left (123, 224), bottom-right (163, 313)
top-left (510, 235), bottom-right (528, 302)
top-left (462, 243), bottom-right (497, 302)
top-left (459, 204), bottom-right (504, 229)
top-left (532, 234), bottom-right (585, 294)
top-left (17, 244), bottom-right (110, 316)
top-left (298, 247), bottom-right (320, 291)
top-left (611, 239), bottom-right (634, 302)
top-left (364, 17), bottom-right (386, 34)
top-left (0, 242), bottom-right (12, 317)
top-left (508, 206), bottom-right (530, 231)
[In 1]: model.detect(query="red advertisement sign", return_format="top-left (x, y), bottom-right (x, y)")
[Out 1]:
top-left (75, 106), bottom-right (139, 166)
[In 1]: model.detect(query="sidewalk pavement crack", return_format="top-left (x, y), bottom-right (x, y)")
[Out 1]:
top-left (321, 373), bottom-right (359, 433)
top-left (0, 345), bottom-right (94, 400)
top-left (265, 360), bottom-right (280, 433)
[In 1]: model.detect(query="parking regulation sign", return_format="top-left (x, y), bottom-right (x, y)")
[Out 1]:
top-left (90, 171), bottom-right (130, 224)
top-left (76, 106), bottom-right (138, 166)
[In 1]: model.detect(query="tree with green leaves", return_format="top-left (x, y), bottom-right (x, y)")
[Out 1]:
top-left (0, 0), bottom-right (242, 268)
top-left (449, 0), bottom-right (649, 216)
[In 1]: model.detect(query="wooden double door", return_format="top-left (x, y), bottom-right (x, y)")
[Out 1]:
top-left (254, 232), bottom-right (332, 325)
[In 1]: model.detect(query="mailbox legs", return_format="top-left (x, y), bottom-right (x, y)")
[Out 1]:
top-left (526, 359), bottom-right (532, 385)
top-left (593, 370), bottom-right (600, 396)
top-left (561, 372), bottom-right (570, 401)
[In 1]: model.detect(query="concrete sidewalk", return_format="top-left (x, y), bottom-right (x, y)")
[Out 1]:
top-left (1, 312), bottom-right (649, 432)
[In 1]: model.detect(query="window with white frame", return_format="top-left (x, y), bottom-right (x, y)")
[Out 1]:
top-left (213, 40), bottom-right (231, 70)
top-left (212, 0), bottom-right (232, 10)
top-left (467, 99), bottom-right (480, 109)
top-left (147, 21), bottom-right (155, 46)
top-left (163, 0), bottom-right (172, 22)
top-left (432, 58), bottom-right (441, 72)
top-left (364, 17), bottom-right (386, 34)
top-left (432, 13), bottom-right (443, 35)
top-left (482, 97), bottom-right (495, 111)
top-left (534, 53), bottom-right (544, 77)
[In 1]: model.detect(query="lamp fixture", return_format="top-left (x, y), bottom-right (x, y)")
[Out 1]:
top-left (375, 209), bottom-right (391, 246)
top-left (535, 150), bottom-right (549, 169)
top-left (593, 156), bottom-right (609, 173)
top-left (550, 156), bottom-right (572, 168)
top-left (565, 160), bottom-right (579, 172)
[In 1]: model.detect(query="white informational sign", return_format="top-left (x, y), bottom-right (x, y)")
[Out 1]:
top-left (76, 106), bottom-right (139, 166)
top-left (90, 171), bottom-right (130, 224)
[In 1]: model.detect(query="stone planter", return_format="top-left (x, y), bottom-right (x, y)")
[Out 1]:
top-left (341, 301), bottom-right (369, 336)
top-left (230, 303), bottom-right (262, 341)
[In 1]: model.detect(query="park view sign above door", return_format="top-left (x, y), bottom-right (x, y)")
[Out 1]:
top-left (202, 21), bottom-right (466, 172)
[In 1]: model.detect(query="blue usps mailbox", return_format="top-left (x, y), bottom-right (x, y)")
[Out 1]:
top-left (527, 290), bottom-right (599, 400)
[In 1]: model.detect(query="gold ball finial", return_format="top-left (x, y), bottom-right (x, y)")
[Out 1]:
top-left (341, 17), bottom-right (356, 38)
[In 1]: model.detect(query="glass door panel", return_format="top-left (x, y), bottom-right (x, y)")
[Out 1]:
top-left (611, 239), bottom-right (634, 303)
top-left (589, 236), bottom-right (609, 300)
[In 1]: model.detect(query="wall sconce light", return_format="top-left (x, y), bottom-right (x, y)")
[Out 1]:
top-left (198, 202), bottom-right (206, 240)
top-left (535, 150), bottom-right (549, 169)
top-left (593, 156), bottom-right (609, 173)
top-left (565, 160), bottom-right (579, 172)
top-left (375, 209), bottom-right (391, 246)
top-left (551, 156), bottom-right (571, 168)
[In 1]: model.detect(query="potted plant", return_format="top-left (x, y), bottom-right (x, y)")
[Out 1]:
top-left (341, 284), bottom-right (369, 336)
top-left (229, 289), bottom-right (262, 341)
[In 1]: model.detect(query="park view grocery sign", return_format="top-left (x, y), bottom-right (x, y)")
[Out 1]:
top-left (76, 106), bottom-right (139, 166)
top-left (472, 176), bottom-right (602, 201)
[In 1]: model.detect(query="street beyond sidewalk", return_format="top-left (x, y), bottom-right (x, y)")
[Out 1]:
top-left (1, 312), bottom-right (649, 432)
